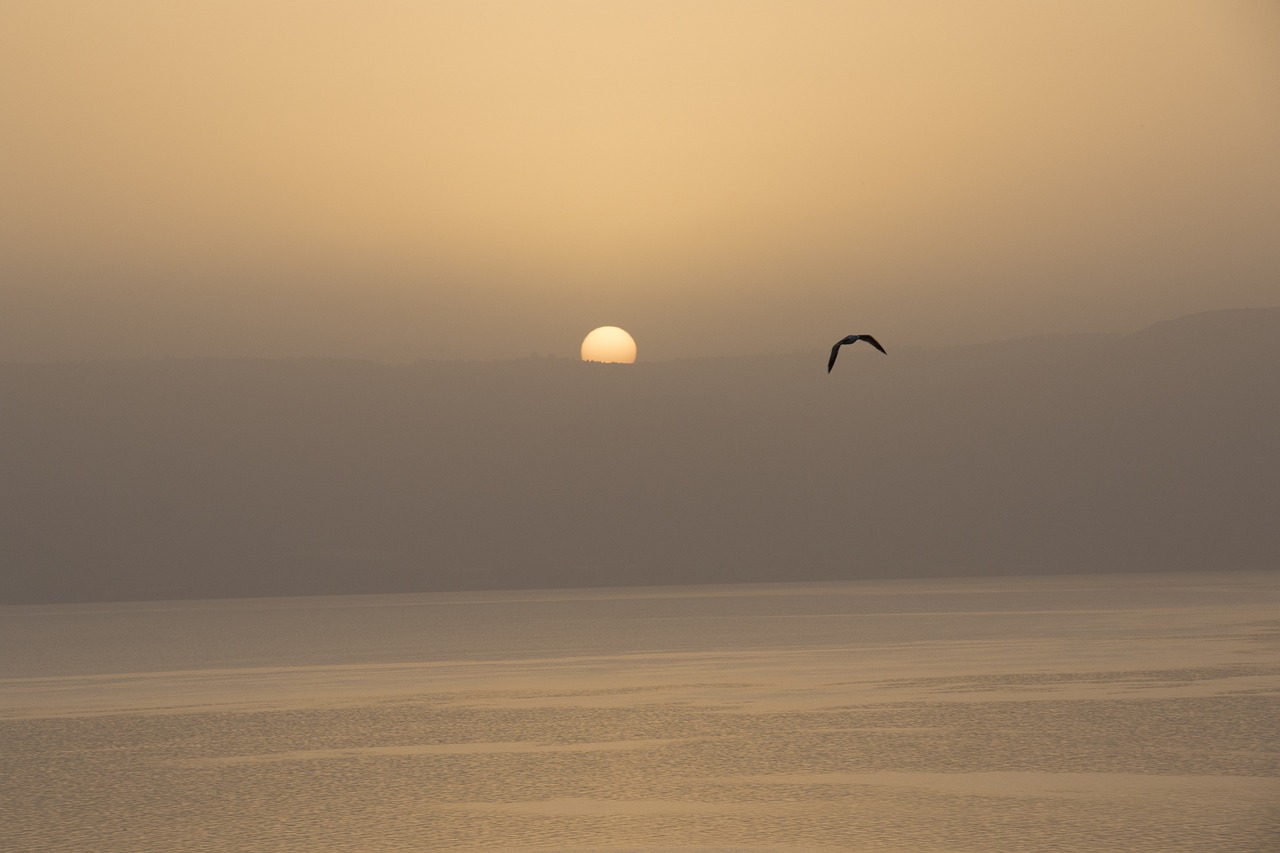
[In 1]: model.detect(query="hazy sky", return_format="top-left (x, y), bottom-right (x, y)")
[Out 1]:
top-left (3, 1), bottom-right (1277, 361)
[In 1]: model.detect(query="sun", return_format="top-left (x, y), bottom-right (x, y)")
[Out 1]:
top-left (580, 326), bottom-right (637, 364)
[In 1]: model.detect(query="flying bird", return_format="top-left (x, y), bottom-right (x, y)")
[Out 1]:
top-left (827, 334), bottom-right (886, 372)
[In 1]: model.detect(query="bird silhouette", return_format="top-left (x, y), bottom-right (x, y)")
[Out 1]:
top-left (828, 334), bottom-right (886, 372)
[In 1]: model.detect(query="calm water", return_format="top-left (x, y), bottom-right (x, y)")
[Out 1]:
top-left (2, 571), bottom-right (1278, 852)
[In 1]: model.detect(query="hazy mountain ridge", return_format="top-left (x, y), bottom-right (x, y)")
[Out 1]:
top-left (2, 307), bottom-right (1277, 603)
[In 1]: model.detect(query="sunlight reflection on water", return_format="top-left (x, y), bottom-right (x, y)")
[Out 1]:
top-left (3, 571), bottom-right (1278, 852)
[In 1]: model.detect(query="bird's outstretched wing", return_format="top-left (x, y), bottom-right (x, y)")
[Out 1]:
top-left (860, 334), bottom-right (887, 355)
top-left (827, 341), bottom-right (843, 372)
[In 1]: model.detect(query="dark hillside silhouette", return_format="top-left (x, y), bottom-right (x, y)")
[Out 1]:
top-left (1, 308), bottom-right (1276, 603)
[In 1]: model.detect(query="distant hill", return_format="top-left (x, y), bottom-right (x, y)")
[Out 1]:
top-left (2, 307), bottom-right (1277, 603)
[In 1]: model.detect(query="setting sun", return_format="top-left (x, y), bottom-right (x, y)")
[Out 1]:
top-left (580, 326), bottom-right (637, 364)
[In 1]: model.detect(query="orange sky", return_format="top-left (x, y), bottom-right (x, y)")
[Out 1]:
top-left (2, 1), bottom-right (1277, 360)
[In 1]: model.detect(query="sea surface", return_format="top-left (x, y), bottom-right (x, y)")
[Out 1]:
top-left (2, 570), bottom-right (1278, 852)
